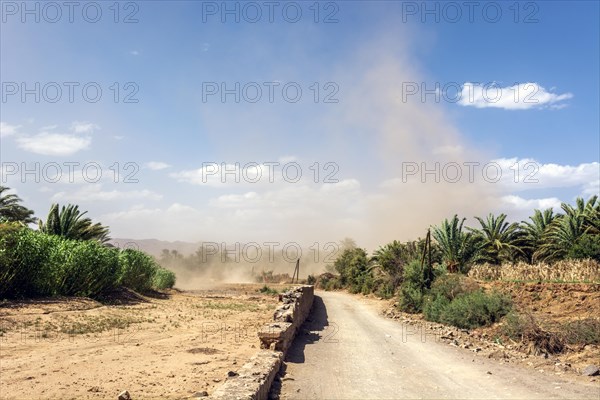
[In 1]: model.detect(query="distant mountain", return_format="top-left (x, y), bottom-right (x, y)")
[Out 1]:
top-left (109, 238), bottom-right (200, 257)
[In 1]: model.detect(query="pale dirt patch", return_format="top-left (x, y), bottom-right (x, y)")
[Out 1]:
top-left (0, 284), bottom-right (289, 400)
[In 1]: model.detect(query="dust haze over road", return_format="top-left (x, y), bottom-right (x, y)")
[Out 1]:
top-left (278, 291), bottom-right (599, 399)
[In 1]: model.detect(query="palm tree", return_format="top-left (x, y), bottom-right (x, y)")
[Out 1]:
top-left (432, 215), bottom-right (480, 273)
top-left (520, 208), bottom-right (556, 262)
top-left (534, 197), bottom-right (598, 262)
top-left (371, 241), bottom-right (407, 290)
top-left (469, 213), bottom-right (523, 264)
top-left (39, 203), bottom-right (110, 243)
top-left (0, 186), bottom-right (36, 224)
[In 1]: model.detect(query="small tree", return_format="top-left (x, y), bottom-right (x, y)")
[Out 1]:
top-left (0, 186), bottom-right (36, 224)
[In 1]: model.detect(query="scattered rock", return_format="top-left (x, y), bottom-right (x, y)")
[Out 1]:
top-left (582, 365), bottom-right (600, 376)
top-left (118, 390), bottom-right (131, 400)
top-left (192, 391), bottom-right (209, 398)
top-left (227, 371), bottom-right (238, 377)
top-left (88, 386), bottom-right (100, 392)
top-left (486, 371), bottom-right (492, 375)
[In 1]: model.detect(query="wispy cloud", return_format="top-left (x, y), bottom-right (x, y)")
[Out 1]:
top-left (10, 122), bottom-right (98, 156)
top-left (145, 161), bottom-right (171, 171)
top-left (458, 82), bottom-right (573, 110)
top-left (71, 122), bottom-right (100, 134)
top-left (52, 185), bottom-right (162, 202)
top-left (0, 122), bottom-right (20, 138)
top-left (16, 132), bottom-right (91, 156)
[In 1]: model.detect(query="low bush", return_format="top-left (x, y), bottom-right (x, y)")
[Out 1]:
top-left (560, 318), bottom-right (600, 345)
top-left (398, 260), bottom-right (445, 313)
top-left (502, 312), bottom-right (565, 354)
top-left (118, 249), bottom-right (160, 292)
top-left (437, 290), bottom-right (511, 329)
top-left (0, 229), bottom-right (59, 297)
top-left (54, 240), bottom-right (120, 297)
top-left (153, 267), bottom-right (176, 289)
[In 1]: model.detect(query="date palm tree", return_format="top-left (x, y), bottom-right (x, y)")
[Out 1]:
top-left (535, 196), bottom-right (598, 262)
top-left (0, 186), bottom-right (36, 224)
top-left (39, 203), bottom-right (110, 243)
top-left (432, 215), bottom-right (480, 273)
top-left (470, 213), bottom-right (523, 264)
top-left (521, 208), bottom-right (556, 263)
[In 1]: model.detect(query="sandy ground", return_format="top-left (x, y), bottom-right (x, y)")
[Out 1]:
top-left (277, 291), bottom-right (600, 399)
top-left (0, 284), bottom-right (289, 400)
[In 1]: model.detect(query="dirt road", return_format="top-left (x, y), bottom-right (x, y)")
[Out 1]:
top-left (278, 291), bottom-right (600, 399)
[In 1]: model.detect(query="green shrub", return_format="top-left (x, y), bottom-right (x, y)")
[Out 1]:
top-left (423, 294), bottom-right (450, 321)
top-left (54, 240), bottom-right (120, 297)
top-left (334, 248), bottom-right (370, 293)
top-left (0, 229), bottom-right (58, 298)
top-left (397, 260), bottom-right (435, 313)
top-left (118, 249), bottom-right (159, 292)
top-left (153, 267), bottom-right (176, 289)
top-left (437, 290), bottom-right (511, 329)
top-left (307, 274), bottom-right (316, 285)
top-left (375, 280), bottom-right (395, 299)
top-left (567, 234), bottom-right (600, 262)
top-left (258, 285), bottom-right (279, 295)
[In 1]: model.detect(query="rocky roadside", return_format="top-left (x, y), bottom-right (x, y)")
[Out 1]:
top-left (381, 304), bottom-right (600, 384)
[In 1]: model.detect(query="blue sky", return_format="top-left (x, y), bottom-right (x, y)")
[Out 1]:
top-left (1, 1), bottom-right (598, 250)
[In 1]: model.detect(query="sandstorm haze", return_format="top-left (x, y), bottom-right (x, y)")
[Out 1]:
top-left (1, 1), bottom-right (598, 262)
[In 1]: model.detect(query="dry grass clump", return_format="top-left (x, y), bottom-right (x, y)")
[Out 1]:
top-left (469, 259), bottom-right (600, 283)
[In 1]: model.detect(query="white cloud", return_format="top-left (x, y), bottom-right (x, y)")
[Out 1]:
top-left (171, 163), bottom-right (275, 187)
top-left (500, 195), bottom-right (562, 211)
top-left (16, 132), bottom-right (91, 156)
top-left (493, 158), bottom-right (599, 192)
top-left (71, 122), bottom-right (99, 134)
top-left (145, 161), bottom-right (171, 171)
top-left (458, 82), bottom-right (573, 110)
top-left (51, 185), bottom-right (162, 202)
top-left (130, 50), bottom-right (140, 56)
top-left (0, 122), bottom-right (20, 138)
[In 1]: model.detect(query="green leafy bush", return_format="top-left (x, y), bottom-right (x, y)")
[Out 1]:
top-left (334, 248), bottom-right (370, 293)
top-left (436, 290), bottom-right (512, 329)
top-left (118, 249), bottom-right (160, 292)
top-left (153, 267), bottom-right (176, 289)
top-left (0, 229), bottom-right (58, 297)
top-left (398, 260), bottom-right (445, 313)
top-left (54, 240), bottom-right (120, 297)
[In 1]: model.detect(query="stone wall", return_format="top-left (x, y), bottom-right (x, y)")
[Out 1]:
top-left (208, 285), bottom-right (314, 400)
top-left (258, 285), bottom-right (314, 354)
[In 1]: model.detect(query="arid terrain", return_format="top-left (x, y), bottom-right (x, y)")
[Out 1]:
top-left (0, 284), bottom-right (290, 400)
top-left (277, 290), bottom-right (600, 399)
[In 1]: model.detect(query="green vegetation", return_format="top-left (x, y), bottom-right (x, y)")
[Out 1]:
top-left (321, 195), bottom-right (598, 330)
top-left (258, 285), bottom-right (280, 295)
top-left (0, 186), bottom-right (36, 224)
top-left (39, 203), bottom-right (110, 243)
top-left (0, 188), bottom-right (176, 300)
